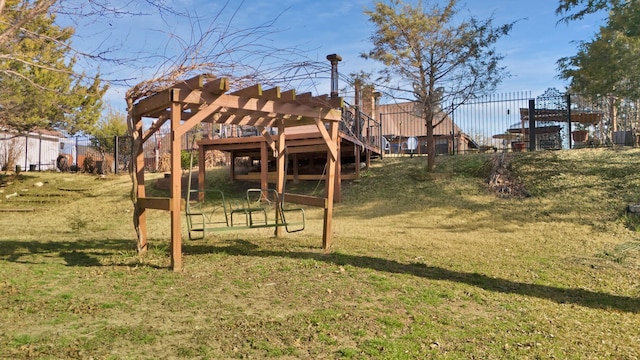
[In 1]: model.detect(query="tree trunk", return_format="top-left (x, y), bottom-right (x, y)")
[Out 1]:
top-left (426, 118), bottom-right (436, 171)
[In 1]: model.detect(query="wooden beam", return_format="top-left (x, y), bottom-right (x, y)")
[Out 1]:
top-left (203, 77), bottom-right (229, 95)
top-left (172, 88), bottom-right (207, 106)
top-left (231, 83), bottom-right (262, 98)
top-left (198, 145), bottom-right (206, 201)
top-left (170, 102), bottom-right (183, 272)
top-left (229, 151), bottom-right (235, 183)
top-left (323, 121), bottom-right (339, 251)
top-left (175, 75), bottom-right (205, 91)
top-left (175, 98), bottom-right (223, 138)
top-left (175, 93), bottom-right (341, 133)
top-left (296, 92), bottom-right (313, 104)
top-left (176, 93), bottom-right (315, 139)
top-left (287, 144), bottom-right (328, 154)
top-left (280, 89), bottom-right (296, 102)
top-left (314, 117), bottom-right (338, 161)
top-left (283, 193), bottom-right (327, 208)
top-left (235, 173), bottom-right (358, 181)
top-left (296, 93), bottom-right (339, 108)
top-left (132, 90), bottom-right (171, 118)
top-left (133, 115), bottom-right (148, 254)
top-left (138, 197), bottom-right (172, 211)
top-left (257, 126), bottom-right (277, 152)
top-left (221, 111), bottom-right (278, 128)
top-left (260, 141), bottom-right (268, 192)
top-left (292, 153), bottom-right (299, 184)
top-left (328, 96), bottom-right (344, 109)
top-left (335, 138), bottom-right (342, 203)
top-left (275, 120), bottom-right (285, 237)
top-left (142, 115), bottom-right (169, 143)
top-left (262, 87), bottom-right (281, 100)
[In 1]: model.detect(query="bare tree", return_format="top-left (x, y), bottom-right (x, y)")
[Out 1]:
top-left (363, 0), bottom-right (514, 170)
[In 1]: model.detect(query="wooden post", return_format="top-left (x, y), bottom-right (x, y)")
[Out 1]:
top-left (334, 139), bottom-right (342, 203)
top-left (355, 144), bottom-right (361, 180)
top-left (170, 103), bottom-right (183, 271)
top-left (260, 141), bottom-right (268, 192)
top-left (292, 153), bottom-right (299, 184)
top-left (274, 121), bottom-right (285, 237)
top-left (198, 145), bottom-right (205, 201)
top-left (323, 121), bottom-right (339, 251)
top-left (228, 151), bottom-right (235, 183)
top-left (366, 149), bottom-right (371, 169)
top-left (134, 115), bottom-right (148, 253)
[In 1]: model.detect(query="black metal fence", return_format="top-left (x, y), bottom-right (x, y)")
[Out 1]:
top-left (374, 90), bottom-right (639, 158)
top-left (452, 92), bottom-right (535, 153)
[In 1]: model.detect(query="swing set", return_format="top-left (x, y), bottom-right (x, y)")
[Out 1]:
top-left (128, 75), bottom-right (343, 271)
top-left (184, 150), bottom-right (305, 240)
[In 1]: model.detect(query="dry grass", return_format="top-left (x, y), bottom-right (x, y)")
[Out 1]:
top-left (1, 148), bottom-right (639, 359)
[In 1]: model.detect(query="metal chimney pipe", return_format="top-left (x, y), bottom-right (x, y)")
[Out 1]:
top-left (326, 54), bottom-right (342, 98)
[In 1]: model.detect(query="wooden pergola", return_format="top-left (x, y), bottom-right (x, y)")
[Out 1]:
top-left (128, 75), bottom-right (343, 271)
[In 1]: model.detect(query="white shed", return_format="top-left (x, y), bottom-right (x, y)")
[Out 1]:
top-left (0, 128), bottom-right (65, 171)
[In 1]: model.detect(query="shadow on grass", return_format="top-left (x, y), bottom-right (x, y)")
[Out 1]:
top-left (188, 239), bottom-right (640, 314)
top-left (0, 238), bottom-right (164, 269)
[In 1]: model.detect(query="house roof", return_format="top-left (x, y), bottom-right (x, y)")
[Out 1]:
top-left (378, 102), bottom-right (462, 137)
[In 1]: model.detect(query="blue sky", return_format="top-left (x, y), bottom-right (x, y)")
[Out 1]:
top-left (62, 0), bottom-right (606, 112)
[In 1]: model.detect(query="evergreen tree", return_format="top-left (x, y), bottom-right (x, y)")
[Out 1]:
top-left (557, 0), bottom-right (640, 99)
top-left (0, 0), bottom-right (106, 134)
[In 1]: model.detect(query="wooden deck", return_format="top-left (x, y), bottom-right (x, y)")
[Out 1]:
top-left (198, 127), bottom-right (382, 185)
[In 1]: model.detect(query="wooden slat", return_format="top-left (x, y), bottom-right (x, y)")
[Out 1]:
top-left (138, 197), bottom-right (172, 211)
top-left (175, 75), bottom-right (205, 90)
top-left (287, 144), bottom-right (328, 154)
top-left (203, 77), bottom-right (229, 95)
top-left (170, 102), bottom-right (183, 271)
top-left (262, 87), bottom-right (281, 100)
top-left (172, 88), bottom-right (207, 105)
top-left (231, 84), bottom-right (262, 98)
top-left (296, 92), bottom-right (313, 104)
top-left (313, 94), bottom-right (329, 104)
top-left (280, 89), bottom-right (296, 102)
top-left (236, 173), bottom-right (355, 181)
top-left (177, 94), bottom-right (341, 139)
top-left (283, 193), bottom-right (327, 208)
top-left (257, 126), bottom-right (277, 152)
top-left (328, 96), bottom-right (344, 109)
top-left (314, 117), bottom-right (338, 161)
top-left (142, 115), bottom-right (169, 143)
top-left (132, 90), bottom-right (171, 117)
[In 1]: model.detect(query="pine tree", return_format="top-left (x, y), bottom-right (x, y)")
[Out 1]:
top-left (0, 0), bottom-right (106, 134)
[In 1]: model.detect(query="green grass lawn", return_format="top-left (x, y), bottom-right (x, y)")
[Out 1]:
top-left (1, 148), bottom-right (639, 359)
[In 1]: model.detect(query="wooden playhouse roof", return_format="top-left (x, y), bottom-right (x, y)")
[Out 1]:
top-left (131, 76), bottom-right (343, 132)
